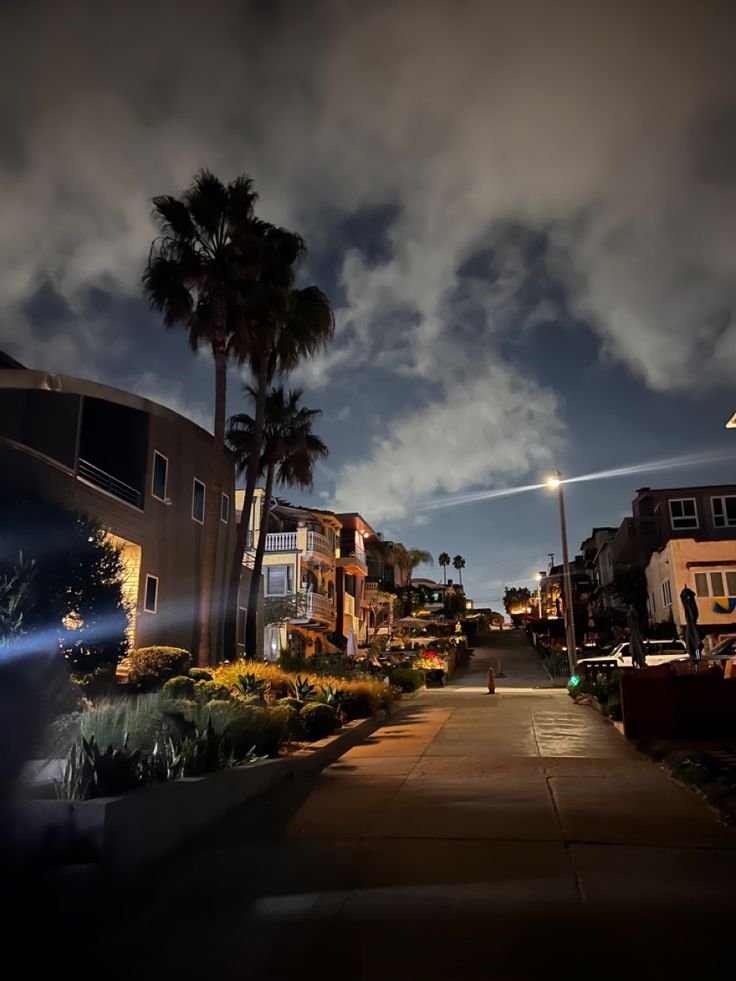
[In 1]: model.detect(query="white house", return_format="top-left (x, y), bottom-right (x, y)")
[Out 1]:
top-left (646, 538), bottom-right (736, 632)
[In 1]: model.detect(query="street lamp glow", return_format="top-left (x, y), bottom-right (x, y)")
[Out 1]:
top-left (546, 476), bottom-right (561, 489)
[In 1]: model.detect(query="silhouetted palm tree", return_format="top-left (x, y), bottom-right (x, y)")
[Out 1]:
top-left (227, 387), bottom-right (327, 654)
top-left (225, 231), bottom-right (334, 659)
top-left (143, 170), bottom-right (259, 665)
top-left (453, 555), bottom-right (466, 588)
top-left (438, 552), bottom-right (451, 585)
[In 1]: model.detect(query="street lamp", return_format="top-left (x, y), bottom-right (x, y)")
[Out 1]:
top-left (546, 471), bottom-right (577, 676)
top-left (535, 572), bottom-right (543, 618)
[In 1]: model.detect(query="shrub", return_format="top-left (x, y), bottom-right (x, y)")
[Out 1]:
top-left (390, 668), bottom-right (426, 692)
top-left (194, 679), bottom-right (230, 702)
top-left (79, 693), bottom-right (174, 752)
top-left (234, 672), bottom-right (268, 700)
top-left (163, 675), bottom-right (196, 700)
top-left (276, 696), bottom-right (304, 712)
top-left (300, 702), bottom-right (338, 741)
top-left (291, 675), bottom-right (316, 701)
top-left (126, 647), bottom-right (191, 691)
top-left (223, 706), bottom-right (289, 758)
top-left (188, 668), bottom-right (213, 682)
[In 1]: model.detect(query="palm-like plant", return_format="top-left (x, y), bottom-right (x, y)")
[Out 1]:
top-left (438, 552), bottom-right (451, 585)
top-left (143, 170), bottom-right (260, 665)
top-left (227, 386), bottom-right (327, 656)
top-left (224, 231), bottom-right (334, 660)
top-left (453, 555), bottom-right (466, 588)
top-left (405, 548), bottom-right (434, 578)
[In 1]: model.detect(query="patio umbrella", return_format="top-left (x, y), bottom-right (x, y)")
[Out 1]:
top-left (394, 617), bottom-right (429, 627)
top-left (680, 585), bottom-right (701, 662)
top-left (346, 627), bottom-right (358, 658)
top-left (626, 604), bottom-right (647, 669)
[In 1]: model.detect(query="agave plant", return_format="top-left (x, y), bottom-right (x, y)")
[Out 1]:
top-left (291, 675), bottom-right (316, 702)
top-left (234, 672), bottom-right (267, 700)
top-left (319, 683), bottom-right (349, 707)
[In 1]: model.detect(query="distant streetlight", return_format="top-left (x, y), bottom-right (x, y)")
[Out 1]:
top-left (535, 572), bottom-right (543, 617)
top-left (545, 471), bottom-right (577, 676)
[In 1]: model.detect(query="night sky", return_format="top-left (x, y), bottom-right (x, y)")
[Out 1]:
top-left (2, 0), bottom-right (735, 609)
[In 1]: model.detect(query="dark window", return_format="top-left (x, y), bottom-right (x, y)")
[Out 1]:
top-left (192, 479), bottom-right (205, 523)
top-left (712, 496), bottom-right (736, 528)
top-left (152, 451), bottom-right (168, 501)
top-left (668, 498), bottom-right (697, 530)
top-left (221, 493), bottom-right (230, 523)
top-left (144, 575), bottom-right (158, 613)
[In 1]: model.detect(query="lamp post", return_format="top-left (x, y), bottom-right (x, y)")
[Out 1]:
top-left (546, 471), bottom-right (577, 676)
top-left (536, 572), bottom-right (543, 618)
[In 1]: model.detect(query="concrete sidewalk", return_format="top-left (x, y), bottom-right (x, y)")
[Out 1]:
top-left (101, 631), bottom-right (736, 980)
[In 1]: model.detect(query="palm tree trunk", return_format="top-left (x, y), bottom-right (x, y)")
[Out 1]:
top-left (442, 565), bottom-right (447, 585)
top-left (223, 356), bottom-right (269, 660)
top-left (459, 568), bottom-right (463, 588)
top-left (198, 345), bottom-right (227, 666)
top-left (244, 460), bottom-right (275, 659)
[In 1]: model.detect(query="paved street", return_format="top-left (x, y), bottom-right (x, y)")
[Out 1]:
top-left (109, 631), bottom-right (736, 979)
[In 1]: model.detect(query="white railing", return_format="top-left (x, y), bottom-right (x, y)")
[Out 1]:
top-left (265, 531), bottom-right (297, 552)
top-left (305, 592), bottom-right (333, 621)
top-left (365, 581), bottom-right (379, 593)
top-left (307, 530), bottom-right (332, 558)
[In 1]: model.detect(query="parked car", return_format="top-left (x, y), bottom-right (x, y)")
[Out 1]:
top-left (704, 635), bottom-right (736, 660)
top-left (576, 639), bottom-right (688, 669)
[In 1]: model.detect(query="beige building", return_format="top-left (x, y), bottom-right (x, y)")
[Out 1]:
top-left (646, 538), bottom-right (736, 631)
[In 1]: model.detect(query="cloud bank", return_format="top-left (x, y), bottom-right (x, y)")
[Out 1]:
top-left (1, 0), bottom-right (734, 521)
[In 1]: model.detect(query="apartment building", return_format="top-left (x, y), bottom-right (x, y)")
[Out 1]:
top-left (0, 363), bottom-right (253, 659)
top-left (646, 538), bottom-right (736, 631)
top-left (241, 492), bottom-right (340, 657)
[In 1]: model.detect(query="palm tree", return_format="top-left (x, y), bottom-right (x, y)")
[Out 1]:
top-left (224, 230), bottom-right (334, 660)
top-left (227, 386), bottom-right (327, 655)
top-left (438, 552), bottom-right (451, 585)
top-left (143, 170), bottom-right (259, 665)
top-left (453, 555), bottom-right (466, 588)
top-left (405, 548), bottom-right (434, 579)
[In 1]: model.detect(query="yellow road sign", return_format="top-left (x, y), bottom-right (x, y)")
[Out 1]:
top-left (727, 412), bottom-right (736, 429)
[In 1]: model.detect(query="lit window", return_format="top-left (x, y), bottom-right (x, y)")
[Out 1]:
top-left (662, 579), bottom-right (672, 607)
top-left (144, 574), bottom-right (158, 613)
top-left (192, 479), bottom-right (205, 523)
top-left (221, 493), bottom-right (230, 523)
top-left (152, 451), bottom-right (168, 501)
top-left (668, 498), bottom-right (698, 530)
top-left (712, 496), bottom-right (736, 528)
top-left (266, 564), bottom-right (294, 595)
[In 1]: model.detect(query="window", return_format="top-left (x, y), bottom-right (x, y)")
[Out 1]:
top-left (712, 496), bottom-right (736, 528)
top-left (662, 579), bottom-right (672, 607)
top-left (692, 570), bottom-right (736, 597)
top-left (668, 498), bottom-right (698, 530)
top-left (144, 574), bottom-right (158, 613)
top-left (266, 564), bottom-right (294, 595)
top-left (152, 451), bottom-right (168, 501)
top-left (221, 493), bottom-right (230, 524)
top-left (647, 591), bottom-right (656, 616)
top-left (192, 479), bottom-right (205, 523)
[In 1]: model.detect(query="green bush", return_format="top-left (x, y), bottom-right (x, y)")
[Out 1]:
top-left (188, 668), bottom-right (213, 682)
top-left (223, 705), bottom-right (289, 758)
top-left (194, 679), bottom-right (231, 702)
top-left (279, 704), bottom-right (306, 741)
top-left (163, 675), bottom-right (196, 700)
top-left (389, 668), bottom-right (426, 692)
top-left (276, 696), bottom-right (304, 712)
top-left (300, 702), bottom-right (338, 741)
top-left (126, 646), bottom-right (191, 691)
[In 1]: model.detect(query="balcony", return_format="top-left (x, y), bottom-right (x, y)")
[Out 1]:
top-left (304, 591), bottom-right (333, 624)
top-left (612, 516), bottom-right (663, 565)
top-left (77, 458), bottom-right (143, 509)
top-left (337, 549), bottom-right (368, 576)
top-left (265, 531), bottom-right (298, 552)
top-left (305, 530), bottom-right (333, 560)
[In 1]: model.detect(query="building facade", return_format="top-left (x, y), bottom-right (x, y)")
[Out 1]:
top-left (0, 366), bottom-right (254, 660)
top-left (241, 492), bottom-right (340, 657)
top-left (646, 538), bottom-right (736, 631)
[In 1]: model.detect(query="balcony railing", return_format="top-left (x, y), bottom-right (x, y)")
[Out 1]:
top-left (305, 592), bottom-right (333, 621)
top-left (306, 530), bottom-right (332, 558)
top-left (265, 531), bottom-right (298, 552)
top-left (77, 458), bottom-right (142, 509)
